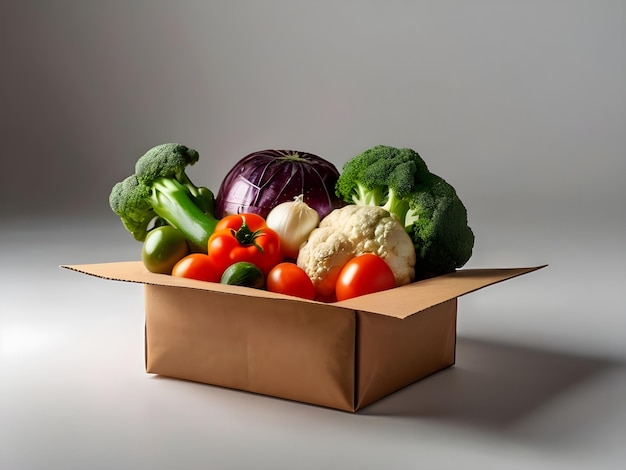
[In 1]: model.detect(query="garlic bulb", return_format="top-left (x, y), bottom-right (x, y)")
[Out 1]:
top-left (265, 195), bottom-right (320, 259)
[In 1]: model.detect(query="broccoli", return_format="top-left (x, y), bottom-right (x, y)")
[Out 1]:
top-left (109, 143), bottom-right (218, 252)
top-left (335, 145), bottom-right (474, 278)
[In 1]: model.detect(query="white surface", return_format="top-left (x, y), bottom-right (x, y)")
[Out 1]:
top-left (1, 219), bottom-right (625, 470)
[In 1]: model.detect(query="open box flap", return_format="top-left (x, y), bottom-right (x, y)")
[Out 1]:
top-left (61, 262), bottom-right (546, 319)
top-left (61, 261), bottom-right (316, 302)
top-left (335, 265), bottom-right (546, 318)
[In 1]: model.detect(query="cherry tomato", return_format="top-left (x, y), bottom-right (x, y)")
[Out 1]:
top-left (171, 253), bottom-right (221, 283)
top-left (266, 263), bottom-right (316, 300)
top-left (207, 213), bottom-right (282, 275)
top-left (335, 253), bottom-right (396, 301)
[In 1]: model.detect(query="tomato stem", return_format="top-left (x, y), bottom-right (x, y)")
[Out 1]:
top-left (230, 221), bottom-right (265, 253)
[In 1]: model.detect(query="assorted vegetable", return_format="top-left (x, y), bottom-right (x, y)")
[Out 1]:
top-left (171, 253), bottom-right (221, 283)
top-left (296, 204), bottom-right (415, 297)
top-left (215, 149), bottom-right (344, 220)
top-left (141, 225), bottom-right (189, 274)
top-left (266, 263), bottom-right (316, 300)
top-left (109, 143), bottom-right (219, 252)
top-left (207, 213), bottom-right (282, 276)
top-left (335, 253), bottom-right (397, 301)
top-left (110, 143), bottom-right (475, 302)
top-left (335, 145), bottom-right (474, 278)
top-left (220, 262), bottom-right (265, 289)
top-left (265, 195), bottom-right (319, 260)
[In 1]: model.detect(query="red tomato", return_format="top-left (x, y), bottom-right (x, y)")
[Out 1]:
top-left (208, 213), bottom-right (281, 275)
top-left (171, 253), bottom-right (222, 282)
top-left (214, 213), bottom-right (267, 233)
top-left (335, 253), bottom-right (396, 301)
top-left (266, 263), bottom-right (316, 300)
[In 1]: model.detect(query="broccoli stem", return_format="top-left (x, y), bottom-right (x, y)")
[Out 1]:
top-left (403, 207), bottom-right (420, 232)
top-left (173, 171), bottom-right (215, 216)
top-left (382, 188), bottom-right (411, 226)
top-left (352, 183), bottom-right (384, 206)
top-left (149, 178), bottom-right (218, 253)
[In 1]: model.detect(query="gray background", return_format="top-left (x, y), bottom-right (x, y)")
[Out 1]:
top-left (2, 1), bottom-right (625, 469)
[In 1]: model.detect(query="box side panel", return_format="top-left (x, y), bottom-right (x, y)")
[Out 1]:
top-left (144, 285), bottom-right (356, 411)
top-left (355, 299), bottom-right (457, 410)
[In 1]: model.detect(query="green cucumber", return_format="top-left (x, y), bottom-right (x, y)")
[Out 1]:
top-left (220, 262), bottom-right (265, 289)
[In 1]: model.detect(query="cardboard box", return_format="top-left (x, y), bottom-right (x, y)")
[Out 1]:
top-left (62, 261), bottom-right (544, 412)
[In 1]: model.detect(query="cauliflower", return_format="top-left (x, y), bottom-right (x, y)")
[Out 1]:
top-left (296, 227), bottom-right (355, 297)
top-left (297, 205), bottom-right (416, 297)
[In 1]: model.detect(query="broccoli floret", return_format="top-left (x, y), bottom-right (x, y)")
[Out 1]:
top-left (109, 143), bottom-right (218, 252)
top-left (407, 174), bottom-right (475, 276)
top-left (135, 143), bottom-right (215, 215)
top-left (336, 146), bottom-right (426, 222)
top-left (335, 145), bottom-right (474, 278)
top-left (109, 174), bottom-right (154, 242)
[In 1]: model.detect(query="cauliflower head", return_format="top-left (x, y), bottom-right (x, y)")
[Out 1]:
top-left (296, 227), bottom-right (355, 297)
top-left (297, 205), bottom-right (416, 297)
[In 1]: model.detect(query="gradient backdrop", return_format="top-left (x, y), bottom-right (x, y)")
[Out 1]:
top-left (2, 1), bottom-right (625, 469)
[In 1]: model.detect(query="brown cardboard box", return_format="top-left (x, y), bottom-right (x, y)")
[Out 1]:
top-left (62, 261), bottom-right (544, 412)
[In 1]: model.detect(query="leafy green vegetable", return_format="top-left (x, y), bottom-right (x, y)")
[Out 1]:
top-left (335, 145), bottom-right (474, 278)
top-left (109, 143), bottom-right (218, 252)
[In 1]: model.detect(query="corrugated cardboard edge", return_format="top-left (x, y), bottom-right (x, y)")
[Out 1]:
top-left (60, 262), bottom-right (547, 319)
top-left (61, 260), bottom-right (319, 299)
top-left (335, 265), bottom-right (547, 318)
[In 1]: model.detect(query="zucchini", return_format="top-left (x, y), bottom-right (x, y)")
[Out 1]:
top-left (220, 262), bottom-right (265, 289)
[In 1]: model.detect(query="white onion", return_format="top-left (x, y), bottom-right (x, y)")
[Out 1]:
top-left (266, 195), bottom-right (320, 259)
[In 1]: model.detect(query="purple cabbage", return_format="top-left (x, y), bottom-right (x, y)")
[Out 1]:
top-left (215, 149), bottom-right (344, 220)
